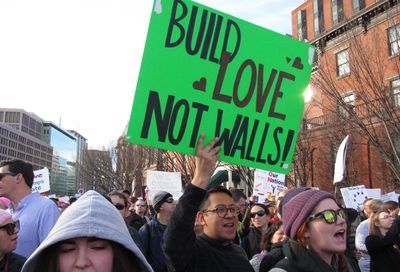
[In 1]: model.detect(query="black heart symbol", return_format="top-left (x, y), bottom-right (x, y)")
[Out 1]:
top-left (193, 77), bottom-right (207, 92)
top-left (286, 57), bottom-right (291, 63)
top-left (292, 57), bottom-right (304, 70)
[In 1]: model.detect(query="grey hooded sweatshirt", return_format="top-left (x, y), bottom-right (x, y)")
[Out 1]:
top-left (21, 190), bottom-right (153, 272)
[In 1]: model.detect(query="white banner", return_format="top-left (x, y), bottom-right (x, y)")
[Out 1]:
top-left (32, 168), bottom-right (50, 193)
top-left (333, 135), bottom-right (349, 184)
top-left (365, 188), bottom-right (381, 200)
top-left (340, 185), bottom-right (368, 210)
top-left (381, 191), bottom-right (400, 202)
top-left (146, 171), bottom-right (182, 203)
top-left (253, 169), bottom-right (286, 204)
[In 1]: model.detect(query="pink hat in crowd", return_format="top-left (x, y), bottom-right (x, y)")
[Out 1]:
top-left (0, 197), bottom-right (11, 208)
top-left (0, 209), bottom-right (12, 225)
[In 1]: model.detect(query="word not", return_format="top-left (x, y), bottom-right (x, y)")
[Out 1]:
top-left (141, 91), bottom-right (209, 147)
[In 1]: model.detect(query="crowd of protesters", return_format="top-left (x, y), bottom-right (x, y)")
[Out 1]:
top-left (0, 136), bottom-right (399, 271)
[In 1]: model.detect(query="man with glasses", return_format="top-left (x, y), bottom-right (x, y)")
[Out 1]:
top-left (129, 198), bottom-right (150, 230)
top-left (163, 135), bottom-right (254, 272)
top-left (0, 159), bottom-right (60, 258)
top-left (0, 209), bottom-right (26, 271)
top-left (139, 190), bottom-right (176, 272)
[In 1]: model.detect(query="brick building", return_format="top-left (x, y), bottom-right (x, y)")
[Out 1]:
top-left (291, 0), bottom-right (400, 193)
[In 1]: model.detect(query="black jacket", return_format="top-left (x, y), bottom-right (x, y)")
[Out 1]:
top-left (241, 227), bottom-right (262, 259)
top-left (365, 216), bottom-right (400, 272)
top-left (129, 212), bottom-right (148, 231)
top-left (259, 240), bottom-right (285, 272)
top-left (0, 253), bottom-right (26, 272)
top-left (163, 183), bottom-right (254, 272)
top-left (139, 217), bottom-right (168, 272)
top-left (271, 240), bottom-right (347, 272)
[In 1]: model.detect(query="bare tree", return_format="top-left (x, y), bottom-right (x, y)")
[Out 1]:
top-left (311, 25), bottom-right (400, 187)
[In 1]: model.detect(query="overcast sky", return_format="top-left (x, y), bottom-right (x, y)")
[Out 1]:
top-left (0, 0), bottom-right (304, 148)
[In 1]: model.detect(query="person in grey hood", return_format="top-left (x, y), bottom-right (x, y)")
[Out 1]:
top-left (21, 190), bottom-right (153, 272)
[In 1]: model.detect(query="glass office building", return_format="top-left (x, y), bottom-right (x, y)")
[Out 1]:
top-left (43, 122), bottom-right (77, 196)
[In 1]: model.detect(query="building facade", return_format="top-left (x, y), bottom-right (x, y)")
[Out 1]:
top-left (291, 0), bottom-right (400, 192)
top-left (0, 108), bottom-right (53, 170)
top-left (43, 122), bottom-right (77, 196)
top-left (68, 130), bottom-right (88, 193)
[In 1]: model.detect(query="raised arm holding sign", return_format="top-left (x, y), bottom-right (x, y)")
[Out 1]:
top-left (163, 135), bottom-right (254, 272)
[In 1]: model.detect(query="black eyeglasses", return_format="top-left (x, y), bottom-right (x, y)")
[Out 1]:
top-left (250, 210), bottom-right (267, 218)
top-left (202, 206), bottom-right (240, 218)
top-left (0, 220), bottom-right (20, 235)
top-left (0, 172), bottom-right (17, 180)
top-left (308, 209), bottom-right (346, 224)
top-left (165, 198), bottom-right (174, 204)
top-left (114, 204), bottom-right (125, 210)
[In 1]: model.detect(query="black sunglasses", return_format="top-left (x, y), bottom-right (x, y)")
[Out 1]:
top-left (250, 210), bottom-right (267, 218)
top-left (114, 204), bottom-right (125, 210)
top-left (0, 172), bottom-right (17, 180)
top-left (0, 220), bottom-right (20, 235)
top-left (308, 209), bottom-right (346, 224)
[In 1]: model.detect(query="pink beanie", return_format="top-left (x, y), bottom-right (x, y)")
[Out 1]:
top-left (0, 209), bottom-right (12, 225)
top-left (0, 197), bottom-right (11, 208)
top-left (282, 190), bottom-right (336, 239)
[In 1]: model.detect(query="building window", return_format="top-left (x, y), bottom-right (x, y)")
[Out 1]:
top-left (388, 24), bottom-right (400, 56)
top-left (336, 49), bottom-right (350, 77)
top-left (391, 78), bottom-right (400, 107)
top-left (352, 0), bottom-right (365, 13)
top-left (332, 0), bottom-right (344, 25)
top-left (339, 91), bottom-right (355, 117)
top-left (297, 9), bottom-right (307, 41)
top-left (313, 0), bottom-right (324, 35)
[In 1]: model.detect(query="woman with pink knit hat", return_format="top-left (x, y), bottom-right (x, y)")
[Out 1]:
top-left (270, 189), bottom-right (356, 272)
top-left (0, 209), bottom-right (26, 271)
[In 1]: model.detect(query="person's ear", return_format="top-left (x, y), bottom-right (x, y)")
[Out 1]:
top-left (15, 173), bottom-right (23, 185)
top-left (197, 211), bottom-right (207, 226)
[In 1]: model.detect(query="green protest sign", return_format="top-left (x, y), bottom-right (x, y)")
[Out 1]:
top-left (127, 0), bottom-right (314, 174)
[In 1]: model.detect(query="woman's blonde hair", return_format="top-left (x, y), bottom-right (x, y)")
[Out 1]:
top-left (369, 207), bottom-right (389, 237)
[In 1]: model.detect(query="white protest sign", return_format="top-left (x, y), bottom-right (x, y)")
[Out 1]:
top-left (340, 185), bottom-right (368, 210)
top-left (381, 191), bottom-right (399, 202)
top-left (147, 171), bottom-right (182, 202)
top-left (253, 169), bottom-right (287, 204)
top-left (365, 188), bottom-right (381, 200)
top-left (32, 168), bottom-right (50, 193)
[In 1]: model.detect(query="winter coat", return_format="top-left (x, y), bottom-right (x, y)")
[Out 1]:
top-left (242, 227), bottom-right (262, 259)
top-left (139, 217), bottom-right (168, 272)
top-left (365, 216), bottom-right (400, 272)
top-left (0, 253), bottom-right (26, 272)
top-left (259, 240), bottom-right (285, 272)
top-left (270, 240), bottom-right (353, 272)
top-left (163, 183), bottom-right (254, 272)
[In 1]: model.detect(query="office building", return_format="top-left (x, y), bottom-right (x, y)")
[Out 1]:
top-left (43, 122), bottom-right (77, 196)
top-left (0, 108), bottom-right (53, 170)
top-left (68, 130), bottom-right (88, 193)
